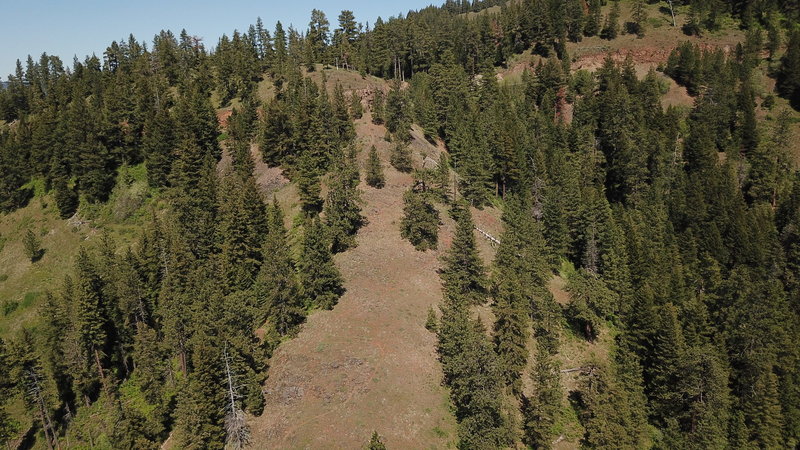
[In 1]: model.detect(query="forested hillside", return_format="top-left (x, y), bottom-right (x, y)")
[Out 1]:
top-left (1, 0), bottom-right (800, 448)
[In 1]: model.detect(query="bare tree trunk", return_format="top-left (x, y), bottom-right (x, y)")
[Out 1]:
top-left (667, 0), bottom-right (677, 26)
top-left (94, 348), bottom-right (106, 391)
top-left (38, 408), bottom-right (53, 450)
top-left (224, 345), bottom-right (250, 450)
top-left (179, 350), bottom-right (187, 375)
top-left (29, 369), bottom-right (60, 450)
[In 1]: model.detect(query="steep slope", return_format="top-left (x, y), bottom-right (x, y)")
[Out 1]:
top-left (248, 117), bottom-right (458, 448)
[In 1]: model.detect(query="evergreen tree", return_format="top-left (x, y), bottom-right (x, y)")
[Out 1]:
top-left (78, 142), bottom-right (115, 203)
top-left (52, 176), bottom-right (79, 218)
top-left (523, 345), bottom-right (562, 449)
top-left (437, 288), bottom-right (513, 448)
top-left (255, 200), bottom-right (304, 335)
top-left (584, 0), bottom-right (602, 37)
top-left (386, 80), bottom-right (411, 142)
top-left (565, 269), bottom-right (616, 341)
top-left (458, 126), bottom-right (493, 207)
top-left (73, 248), bottom-right (112, 400)
top-left (174, 81), bottom-right (221, 160)
top-left (425, 306), bottom-right (438, 332)
top-left (365, 145), bottom-right (386, 188)
top-left (440, 204), bottom-right (488, 305)
top-left (578, 356), bottom-right (648, 449)
top-left (325, 150), bottom-right (366, 253)
top-left (217, 166), bottom-right (268, 292)
top-left (390, 141), bottom-right (413, 173)
top-left (371, 89), bottom-right (386, 125)
top-left (492, 263), bottom-right (530, 393)
top-left (259, 97), bottom-right (293, 167)
top-left (143, 105), bottom-right (175, 188)
top-left (297, 218), bottom-right (345, 309)
top-left (10, 331), bottom-right (61, 449)
top-left (777, 30), bottom-right (800, 109)
top-left (629, 0), bottom-right (648, 37)
top-left (400, 189), bottom-right (440, 251)
top-left (493, 193), bottom-right (550, 391)
top-left (296, 151), bottom-right (324, 216)
top-left (174, 332), bottom-right (225, 449)
top-left (0, 134), bottom-right (32, 213)
top-left (367, 431), bottom-right (387, 450)
top-left (23, 229), bottom-right (42, 262)
top-left (350, 92), bottom-right (363, 120)
top-left (432, 152), bottom-right (451, 202)
top-left (601, 1), bottom-right (621, 40)
top-left (308, 9), bottom-right (330, 64)
top-left (332, 83), bottom-right (356, 145)
top-left (172, 144), bottom-right (218, 258)
top-left (0, 338), bottom-right (19, 448)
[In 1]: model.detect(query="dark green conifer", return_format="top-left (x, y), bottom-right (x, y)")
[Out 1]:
top-left (174, 332), bottom-right (225, 449)
top-left (400, 189), bottom-right (440, 251)
top-left (332, 82), bottom-right (355, 145)
top-left (601, 1), bottom-right (620, 40)
top-left (459, 137), bottom-right (493, 208)
top-left (440, 204), bottom-right (488, 305)
top-left (217, 167), bottom-right (267, 292)
top-left (433, 152), bottom-right (451, 202)
top-left (255, 200), bottom-right (304, 335)
top-left (23, 229), bottom-right (42, 262)
top-left (143, 106), bottom-right (175, 188)
top-left (74, 249), bottom-right (110, 396)
top-left (386, 80), bottom-right (411, 142)
top-left (437, 291), bottom-right (513, 448)
top-left (365, 145), bottom-right (386, 188)
top-left (296, 151), bottom-right (324, 216)
top-left (371, 89), bottom-right (386, 125)
top-left (425, 306), bottom-right (438, 332)
top-left (350, 92), bottom-right (363, 120)
top-left (52, 176), bottom-right (79, 219)
top-left (78, 142), bottom-right (115, 203)
top-left (492, 193), bottom-right (550, 392)
top-left (367, 431), bottom-right (387, 450)
top-left (390, 141), bottom-right (413, 173)
top-left (584, 0), bottom-right (602, 37)
top-left (0, 338), bottom-right (19, 448)
top-left (523, 345), bottom-right (562, 448)
top-left (325, 150), bottom-right (366, 253)
top-left (297, 218), bottom-right (345, 309)
top-left (777, 30), bottom-right (800, 108)
top-left (565, 269), bottom-right (615, 341)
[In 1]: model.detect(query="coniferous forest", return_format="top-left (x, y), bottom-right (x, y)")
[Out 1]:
top-left (1, 0), bottom-right (800, 448)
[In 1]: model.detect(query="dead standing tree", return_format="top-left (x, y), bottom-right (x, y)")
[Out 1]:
top-left (223, 344), bottom-right (250, 450)
top-left (25, 367), bottom-right (60, 450)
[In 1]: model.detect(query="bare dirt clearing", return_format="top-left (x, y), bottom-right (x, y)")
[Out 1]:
top-left (248, 117), bottom-right (458, 448)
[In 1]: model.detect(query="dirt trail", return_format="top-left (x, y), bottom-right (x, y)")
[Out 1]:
top-left (248, 117), bottom-right (457, 448)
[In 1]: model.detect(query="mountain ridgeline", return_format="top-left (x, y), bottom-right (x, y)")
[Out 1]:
top-left (1, 0), bottom-right (800, 448)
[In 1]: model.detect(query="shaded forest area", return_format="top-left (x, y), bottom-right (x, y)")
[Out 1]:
top-left (1, 0), bottom-right (800, 447)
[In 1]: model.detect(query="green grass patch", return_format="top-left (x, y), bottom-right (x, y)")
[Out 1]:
top-left (2, 300), bottom-right (18, 316)
top-left (119, 379), bottom-right (158, 417)
top-left (78, 163), bottom-right (157, 224)
top-left (21, 291), bottom-right (40, 309)
top-left (22, 177), bottom-right (47, 198)
top-left (558, 259), bottom-right (578, 280)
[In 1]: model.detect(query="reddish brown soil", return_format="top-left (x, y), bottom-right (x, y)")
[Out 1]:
top-left (248, 115), bottom-right (458, 448)
top-left (216, 109), bottom-right (232, 128)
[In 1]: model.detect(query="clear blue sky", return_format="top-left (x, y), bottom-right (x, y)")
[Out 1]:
top-left (1, 0), bottom-right (436, 78)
